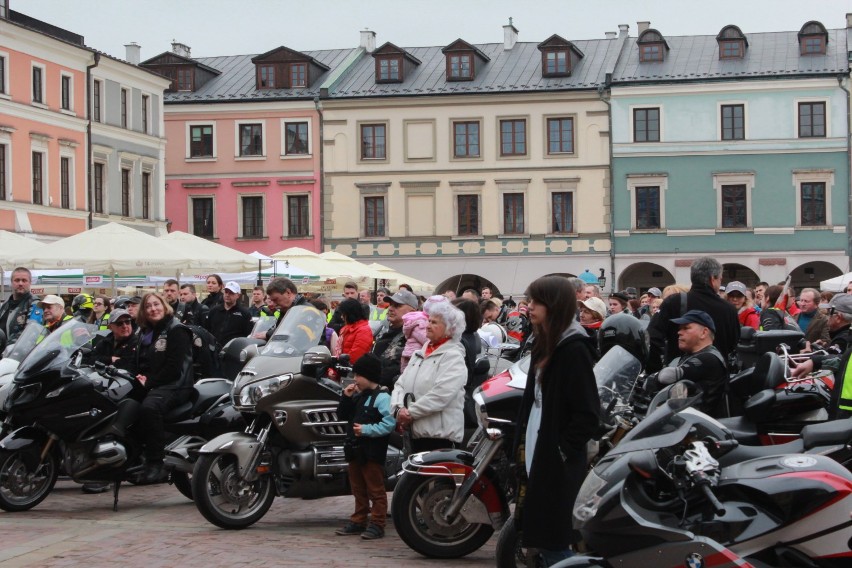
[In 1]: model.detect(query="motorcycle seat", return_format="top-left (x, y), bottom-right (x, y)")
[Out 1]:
top-left (191, 379), bottom-right (232, 413)
top-left (718, 438), bottom-right (805, 467)
top-left (718, 416), bottom-right (760, 446)
top-left (165, 400), bottom-right (194, 423)
top-left (800, 417), bottom-right (852, 450)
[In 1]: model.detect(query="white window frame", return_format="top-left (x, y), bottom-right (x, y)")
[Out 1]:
top-left (141, 94), bottom-right (151, 135)
top-left (234, 119), bottom-right (267, 160)
top-left (185, 121), bottom-right (217, 161)
top-left (280, 117), bottom-right (312, 158)
top-left (59, 71), bottom-right (74, 115)
top-left (140, 165), bottom-right (153, 220)
top-left (30, 135), bottom-right (49, 206)
top-left (238, 193), bottom-right (267, 238)
top-left (795, 97), bottom-right (831, 139)
top-left (31, 62), bottom-right (47, 108)
top-left (0, 50), bottom-right (11, 98)
top-left (629, 104), bottom-right (664, 143)
top-left (547, 188), bottom-right (577, 235)
top-left (188, 195), bottom-right (217, 239)
top-left (793, 169), bottom-right (834, 227)
top-left (712, 172), bottom-right (754, 229)
top-left (58, 148), bottom-right (76, 210)
top-left (452, 191), bottom-right (482, 238)
top-left (626, 174), bottom-right (667, 231)
top-left (120, 86), bottom-right (131, 130)
top-left (717, 101), bottom-right (748, 141)
top-left (496, 184), bottom-right (529, 238)
top-left (92, 78), bottom-right (104, 123)
top-left (0, 128), bottom-right (12, 200)
top-left (284, 193), bottom-right (312, 238)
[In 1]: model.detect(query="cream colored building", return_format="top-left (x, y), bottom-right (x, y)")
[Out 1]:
top-left (321, 27), bottom-right (625, 296)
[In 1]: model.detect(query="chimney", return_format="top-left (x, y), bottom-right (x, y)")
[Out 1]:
top-left (847, 13), bottom-right (852, 28)
top-left (605, 31), bottom-right (617, 40)
top-left (618, 24), bottom-right (629, 38)
top-left (503, 18), bottom-right (518, 50)
top-left (360, 29), bottom-right (376, 53)
top-left (637, 21), bottom-right (650, 34)
top-left (124, 42), bottom-right (141, 65)
top-left (171, 40), bottom-right (191, 58)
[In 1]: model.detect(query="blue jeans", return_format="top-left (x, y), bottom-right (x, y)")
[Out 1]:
top-left (539, 548), bottom-right (574, 567)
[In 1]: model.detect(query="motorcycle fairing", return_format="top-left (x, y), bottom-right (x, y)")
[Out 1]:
top-left (0, 425), bottom-right (49, 452)
top-left (198, 431), bottom-right (265, 478)
top-left (605, 536), bottom-right (754, 568)
top-left (403, 450), bottom-right (505, 515)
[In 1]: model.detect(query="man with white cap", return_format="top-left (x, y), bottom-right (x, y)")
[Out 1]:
top-left (40, 295), bottom-right (72, 333)
top-left (205, 281), bottom-right (252, 350)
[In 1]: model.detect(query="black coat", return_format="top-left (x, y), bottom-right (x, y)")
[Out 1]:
top-left (647, 282), bottom-right (740, 373)
top-left (371, 325), bottom-right (404, 387)
top-left (136, 315), bottom-right (194, 390)
top-left (515, 329), bottom-right (600, 550)
top-left (337, 387), bottom-right (391, 464)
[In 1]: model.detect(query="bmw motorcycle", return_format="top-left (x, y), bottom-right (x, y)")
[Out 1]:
top-left (0, 322), bottom-right (48, 435)
top-left (191, 305), bottom-right (406, 529)
top-left (0, 320), bottom-right (242, 510)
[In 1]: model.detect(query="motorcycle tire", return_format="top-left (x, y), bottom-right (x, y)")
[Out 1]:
top-left (171, 471), bottom-right (193, 500)
top-left (191, 453), bottom-right (275, 529)
top-left (495, 516), bottom-right (544, 568)
top-left (0, 448), bottom-right (59, 512)
top-left (390, 472), bottom-right (494, 558)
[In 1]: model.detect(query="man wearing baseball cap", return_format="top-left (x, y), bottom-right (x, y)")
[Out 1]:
top-left (40, 295), bottom-right (72, 333)
top-left (205, 281), bottom-right (253, 350)
top-left (651, 309), bottom-right (728, 417)
top-left (85, 309), bottom-right (138, 374)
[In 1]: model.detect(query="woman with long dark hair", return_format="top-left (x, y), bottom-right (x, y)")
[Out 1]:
top-left (334, 298), bottom-right (373, 364)
top-left (515, 275), bottom-right (600, 565)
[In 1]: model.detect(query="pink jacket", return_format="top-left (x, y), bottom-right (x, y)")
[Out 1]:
top-left (401, 311), bottom-right (429, 370)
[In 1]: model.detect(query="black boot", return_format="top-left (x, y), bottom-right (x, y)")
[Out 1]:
top-left (139, 460), bottom-right (167, 484)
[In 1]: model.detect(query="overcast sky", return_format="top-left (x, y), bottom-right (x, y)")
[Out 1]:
top-left (17, 0), bottom-right (852, 60)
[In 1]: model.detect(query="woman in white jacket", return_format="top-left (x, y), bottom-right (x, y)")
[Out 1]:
top-left (391, 300), bottom-right (467, 452)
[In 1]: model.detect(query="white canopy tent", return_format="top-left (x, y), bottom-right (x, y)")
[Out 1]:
top-left (0, 230), bottom-right (46, 298)
top-left (318, 251), bottom-right (388, 280)
top-left (159, 231), bottom-right (261, 273)
top-left (366, 262), bottom-right (436, 295)
top-left (820, 272), bottom-right (852, 293)
top-left (270, 247), bottom-right (364, 280)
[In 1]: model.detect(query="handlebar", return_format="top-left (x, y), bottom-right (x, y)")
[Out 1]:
top-left (697, 479), bottom-right (726, 517)
top-left (93, 361), bottom-right (138, 384)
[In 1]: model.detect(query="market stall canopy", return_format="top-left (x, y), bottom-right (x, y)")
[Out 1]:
top-left (366, 262), bottom-right (435, 295)
top-left (0, 230), bottom-right (44, 266)
top-left (13, 223), bottom-right (194, 276)
top-left (270, 247), bottom-right (360, 280)
top-left (820, 272), bottom-right (852, 293)
top-left (160, 231), bottom-right (260, 273)
top-left (318, 251), bottom-right (387, 280)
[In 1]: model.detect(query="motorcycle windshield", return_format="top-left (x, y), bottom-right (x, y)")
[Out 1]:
top-left (601, 396), bottom-right (702, 457)
top-left (249, 314), bottom-right (277, 338)
top-left (14, 320), bottom-right (97, 382)
top-left (259, 305), bottom-right (326, 358)
top-left (594, 346), bottom-right (641, 406)
top-left (1, 321), bottom-right (48, 362)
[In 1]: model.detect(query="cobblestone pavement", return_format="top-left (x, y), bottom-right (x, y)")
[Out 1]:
top-left (0, 480), bottom-right (496, 567)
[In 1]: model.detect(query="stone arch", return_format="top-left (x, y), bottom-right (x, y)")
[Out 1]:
top-left (788, 260), bottom-right (843, 291)
top-left (722, 263), bottom-right (759, 287)
top-left (436, 273), bottom-right (502, 298)
top-left (617, 262), bottom-right (674, 293)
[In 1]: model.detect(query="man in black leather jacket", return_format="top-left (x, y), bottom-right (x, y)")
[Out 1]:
top-left (0, 267), bottom-right (42, 344)
top-left (262, 277), bottom-right (308, 340)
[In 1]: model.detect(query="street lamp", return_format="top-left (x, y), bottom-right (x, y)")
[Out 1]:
top-left (597, 268), bottom-right (606, 290)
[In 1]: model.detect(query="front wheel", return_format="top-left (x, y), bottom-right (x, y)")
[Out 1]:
top-left (171, 471), bottom-right (193, 500)
top-left (390, 472), bottom-right (494, 558)
top-left (496, 515), bottom-right (544, 568)
top-left (0, 448), bottom-right (59, 512)
top-left (191, 453), bottom-right (275, 529)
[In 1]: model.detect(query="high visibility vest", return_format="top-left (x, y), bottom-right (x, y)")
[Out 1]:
top-left (840, 356), bottom-right (852, 414)
top-left (369, 306), bottom-right (387, 321)
top-left (98, 312), bottom-right (111, 331)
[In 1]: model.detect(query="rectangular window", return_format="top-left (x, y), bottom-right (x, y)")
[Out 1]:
top-left (635, 186), bottom-right (661, 229)
top-left (0, 143), bottom-right (5, 200)
top-left (720, 40), bottom-right (743, 59)
top-left (361, 124), bottom-right (386, 160)
top-left (448, 54), bottom-right (472, 79)
top-left (639, 44), bottom-right (663, 62)
top-left (259, 64), bottom-right (275, 88)
top-left (93, 163), bottom-right (104, 213)
top-left (239, 123), bottom-right (263, 156)
top-left (60, 157), bottom-right (70, 209)
top-left (284, 121), bottom-right (309, 155)
top-left (721, 184), bottom-right (747, 228)
top-left (500, 119), bottom-right (527, 156)
top-left (453, 121), bottom-right (480, 158)
top-left (799, 102), bottom-right (826, 138)
top-left (192, 197), bottom-right (214, 238)
top-left (177, 68), bottom-right (193, 91)
top-left (457, 195), bottom-right (479, 236)
top-left (61, 75), bottom-right (71, 110)
top-left (801, 37), bottom-right (825, 55)
top-left (544, 51), bottom-right (568, 75)
top-left (547, 117), bottom-right (574, 154)
top-left (31, 152), bottom-right (43, 205)
top-left (551, 192), bottom-right (573, 233)
top-left (290, 63), bottom-right (307, 88)
top-left (121, 168), bottom-right (130, 217)
top-left (141, 95), bottom-right (149, 134)
top-left (801, 182), bottom-right (826, 226)
top-left (633, 108), bottom-right (660, 142)
top-left (378, 58), bottom-right (400, 81)
top-left (120, 88), bottom-right (128, 128)
top-left (141, 172), bottom-right (150, 220)
top-left (364, 196), bottom-right (385, 237)
top-left (190, 125), bottom-right (213, 158)
top-left (242, 196), bottom-right (264, 238)
top-left (32, 66), bottom-right (43, 103)
top-left (0, 55), bottom-right (5, 94)
top-left (287, 195), bottom-right (310, 237)
top-left (721, 104), bottom-right (744, 140)
top-left (93, 80), bottom-right (101, 122)
top-left (503, 193), bottom-right (525, 234)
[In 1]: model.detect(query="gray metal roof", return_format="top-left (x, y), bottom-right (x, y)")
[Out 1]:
top-left (612, 29), bottom-right (848, 84)
top-left (163, 48), bottom-right (358, 103)
top-left (331, 39), bottom-right (621, 98)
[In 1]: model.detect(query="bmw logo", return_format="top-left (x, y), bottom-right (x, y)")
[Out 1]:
top-left (685, 553), bottom-right (704, 568)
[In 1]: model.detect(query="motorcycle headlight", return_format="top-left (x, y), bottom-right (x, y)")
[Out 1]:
top-left (5, 382), bottom-right (41, 410)
top-left (473, 391), bottom-right (487, 428)
top-left (236, 374), bottom-right (292, 407)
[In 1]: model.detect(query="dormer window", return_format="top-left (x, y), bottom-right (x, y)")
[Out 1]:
top-left (798, 21), bottom-right (828, 55)
top-left (637, 29), bottom-right (669, 62)
top-left (537, 35), bottom-right (583, 78)
top-left (250, 45), bottom-right (329, 90)
top-left (140, 51), bottom-right (221, 93)
top-left (378, 57), bottom-right (401, 82)
top-left (371, 43), bottom-right (420, 84)
top-left (716, 25), bottom-right (747, 60)
top-left (290, 63), bottom-right (307, 88)
top-left (177, 67), bottom-right (194, 91)
top-left (441, 39), bottom-right (489, 82)
top-left (545, 51), bottom-right (568, 75)
top-left (259, 65), bottom-right (275, 88)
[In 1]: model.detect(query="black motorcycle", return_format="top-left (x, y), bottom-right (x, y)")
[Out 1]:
top-left (0, 320), bottom-right (242, 510)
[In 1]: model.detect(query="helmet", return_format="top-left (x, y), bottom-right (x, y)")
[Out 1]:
top-left (478, 322), bottom-right (508, 348)
top-left (598, 312), bottom-right (649, 366)
top-left (114, 296), bottom-right (131, 310)
top-left (72, 293), bottom-right (94, 311)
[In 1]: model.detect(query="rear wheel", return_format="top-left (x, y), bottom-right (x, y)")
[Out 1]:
top-left (390, 472), bottom-right (494, 558)
top-left (0, 448), bottom-right (59, 512)
top-left (191, 453), bottom-right (275, 529)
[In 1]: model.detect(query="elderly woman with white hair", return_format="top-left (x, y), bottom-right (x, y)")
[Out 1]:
top-left (390, 299), bottom-right (467, 452)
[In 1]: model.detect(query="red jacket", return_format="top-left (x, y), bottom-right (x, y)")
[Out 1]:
top-left (738, 307), bottom-right (760, 330)
top-left (338, 319), bottom-right (373, 363)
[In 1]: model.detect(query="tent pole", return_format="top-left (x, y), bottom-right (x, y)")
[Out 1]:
top-left (111, 272), bottom-right (116, 297)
